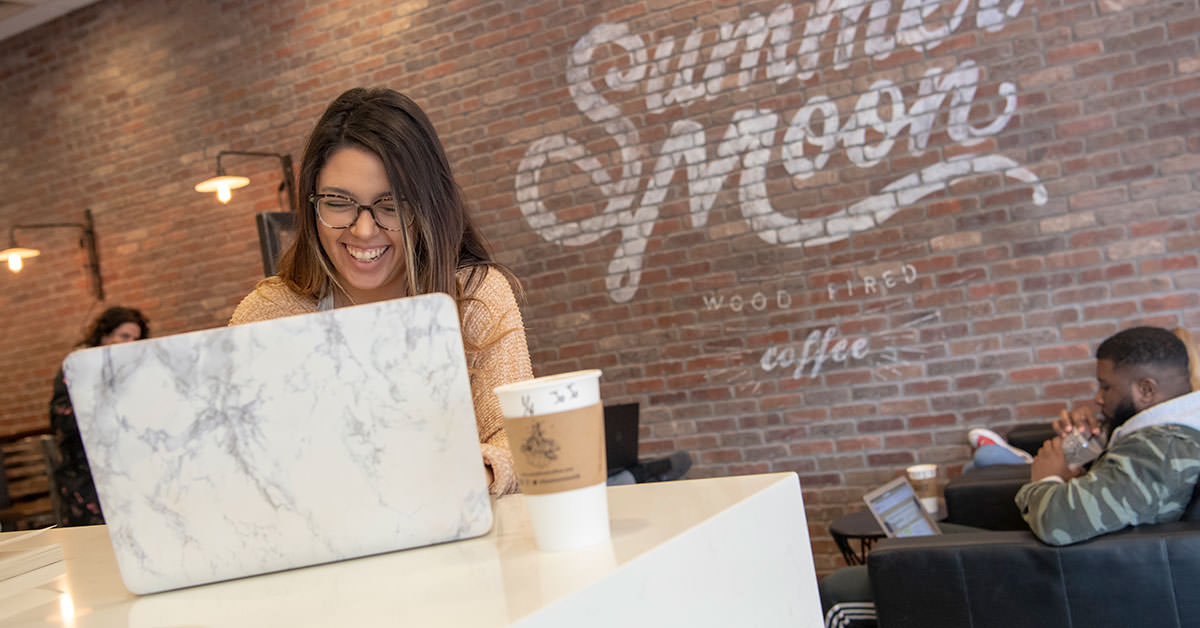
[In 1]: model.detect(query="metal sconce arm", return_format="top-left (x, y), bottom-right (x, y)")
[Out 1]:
top-left (7, 208), bottom-right (104, 300)
top-left (214, 150), bottom-right (297, 211)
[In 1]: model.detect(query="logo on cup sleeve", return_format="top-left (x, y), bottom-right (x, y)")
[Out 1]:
top-left (521, 422), bottom-right (561, 469)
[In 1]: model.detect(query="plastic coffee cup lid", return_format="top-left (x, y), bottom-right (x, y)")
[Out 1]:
top-left (906, 464), bottom-right (937, 480)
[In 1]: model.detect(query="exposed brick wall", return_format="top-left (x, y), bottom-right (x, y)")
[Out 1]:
top-left (3, 0), bottom-right (1199, 573)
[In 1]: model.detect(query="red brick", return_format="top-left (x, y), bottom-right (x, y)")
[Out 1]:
top-left (950, 337), bottom-right (1002, 356)
top-left (1018, 402), bottom-right (1070, 420)
top-left (1064, 151), bottom-right (1120, 174)
top-left (1035, 344), bottom-right (1091, 362)
top-left (790, 442), bottom-right (835, 456)
top-left (866, 452), bottom-right (916, 466)
top-left (1148, 76), bottom-right (1200, 99)
top-left (974, 316), bottom-right (1023, 334)
top-left (857, 418), bottom-right (904, 433)
top-left (1140, 255), bottom-right (1199, 274)
top-left (908, 414), bottom-right (958, 429)
top-left (1130, 219), bottom-right (1183, 238)
top-left (880, 400), bottom-right (929, 415)
top-left (968, 281), bottom-right (1020, 299)
top-left (1096, 165), bottom-right (1156, 186)
top-left (836, 437), bottom-right (883, 452)
top-left (1083, 301), bottom-right (1139, 320)
top-left (1010, 366), bottom-right (1061, 382)
top-left (1080, 263), bottom-right (1136, 283)
top-left (1047, 41), bottom-right (1104, 64)
top-left (1046, 250), bottom-right (1103, 269)
top-left (1039, 5), bottom-right (1095, 28)
top-left (955, 373), bottom-right (1005, 389)
top-left (701, 449), bottom-right (744, 464)
top-left (1143, 293), bottom-right (1200, 311)
top-left (1062, 322), bottom-right (1120, 341)
top-left (1044, 381), bottom-right (1096, 398)
top-left (1105, 25), bottom-right (1166, 51)
top-left (1068, 227), bottom-right (1123, 248)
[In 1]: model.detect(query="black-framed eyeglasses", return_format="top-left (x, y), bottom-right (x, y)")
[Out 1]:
top-left (310, 193), bottom-right (409, 231)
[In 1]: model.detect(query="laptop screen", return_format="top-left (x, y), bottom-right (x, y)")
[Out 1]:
top-left (862, 477), bottom-right (940, 538)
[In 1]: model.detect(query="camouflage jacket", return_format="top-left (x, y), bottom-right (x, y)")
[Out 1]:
top-left (1015, 390), bottom-right (1200, 546)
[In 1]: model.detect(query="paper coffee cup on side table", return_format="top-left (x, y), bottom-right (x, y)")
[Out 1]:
top-left (906, 464), bottom-right (939, 514)
top-left (493, 370), bottom-right (610, 551)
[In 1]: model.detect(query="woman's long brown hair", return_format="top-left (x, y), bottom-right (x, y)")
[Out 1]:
top-left (275, 88), bottom-right (519, 351)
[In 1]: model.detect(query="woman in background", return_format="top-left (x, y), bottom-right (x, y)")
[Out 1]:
top-left (50, 306), bottom-right (149, 526)
top-left (230, 87), bottom-right (531, 495)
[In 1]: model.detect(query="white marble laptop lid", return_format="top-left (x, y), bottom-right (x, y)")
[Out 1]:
top-left (62, 293), bottom-right (492, 595)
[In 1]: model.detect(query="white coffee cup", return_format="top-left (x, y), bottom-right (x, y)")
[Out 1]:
top-left (493, 370), bottom-right (610, 551)
top-left (906, 464), bottom-right (939, 514)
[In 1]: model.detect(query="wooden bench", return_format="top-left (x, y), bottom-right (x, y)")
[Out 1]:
top-left (0, 433), bottom-right (59, 530)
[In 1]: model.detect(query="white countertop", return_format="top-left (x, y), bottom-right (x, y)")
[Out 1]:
top-left (1, 473), bottom-right (823, 627)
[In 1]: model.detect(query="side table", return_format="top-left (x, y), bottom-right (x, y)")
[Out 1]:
top-left (829, 506), bottom-right (947, 566)
top-left (829, 510), bottom-right (884, 566)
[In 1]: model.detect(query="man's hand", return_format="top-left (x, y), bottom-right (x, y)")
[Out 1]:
top-left (1031, 437), bottom-right (1082, 482)
top-left (1052, 406), bottom-right (1102, 438)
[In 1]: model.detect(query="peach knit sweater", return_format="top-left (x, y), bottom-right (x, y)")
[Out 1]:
top-left (228, 268), bottom-right (532, 495)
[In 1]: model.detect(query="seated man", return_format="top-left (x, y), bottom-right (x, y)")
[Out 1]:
top-left (963, 326), bottom-right (1200, 472)
top-left (820, 326), bottom-right (1200, 628)
top-left (1017, 326), bottom-right (1200, 545)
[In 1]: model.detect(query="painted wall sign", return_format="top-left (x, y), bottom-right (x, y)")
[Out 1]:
top-left (515, 0), bottom-right (1048, 302)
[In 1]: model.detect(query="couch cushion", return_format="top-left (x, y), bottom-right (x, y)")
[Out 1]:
top-left (944, 465), bottom-right (1029, 530)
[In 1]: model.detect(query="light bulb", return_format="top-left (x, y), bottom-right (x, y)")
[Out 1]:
top-left (8, 255), bottom-right (21, 272)
top-left (217, 183), bottom-right (232, 203)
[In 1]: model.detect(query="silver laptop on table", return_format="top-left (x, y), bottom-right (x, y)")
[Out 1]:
top-left (63, 293), bottom-right (492, 595)
top-left (862, 477), bottom-right (941, 538)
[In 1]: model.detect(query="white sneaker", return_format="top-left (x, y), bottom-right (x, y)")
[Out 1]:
top-left (968, 428), bottom-right (1034, 463)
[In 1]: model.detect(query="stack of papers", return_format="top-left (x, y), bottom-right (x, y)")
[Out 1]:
top-left (0, 528), bottom-right (65, 620)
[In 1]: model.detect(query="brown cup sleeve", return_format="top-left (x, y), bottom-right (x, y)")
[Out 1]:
top-left (505, 403), bottom-right (607, 495)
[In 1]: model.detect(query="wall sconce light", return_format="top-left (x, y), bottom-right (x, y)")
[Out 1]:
top-left (0, 208), bottom-right (104, 300)
top-left (194, 150), bottom-right (296, 210)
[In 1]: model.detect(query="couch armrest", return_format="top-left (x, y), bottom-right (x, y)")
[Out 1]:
top-left (943, 464), bottom-right (1029, 530)
top-left (1004, 423), bottom-right (1056, 455)
top-left (867, 523), bottom-right (1200, 628)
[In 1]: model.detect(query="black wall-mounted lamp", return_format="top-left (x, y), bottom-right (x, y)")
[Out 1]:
top-left (0, 208), bottom-right (104, 300)
top-left (195, 150), bottom-right (298, 276)
top-left (194, 150), bottom-right (296, 211)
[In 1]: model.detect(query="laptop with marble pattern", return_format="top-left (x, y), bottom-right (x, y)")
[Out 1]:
top-left (63, 293), bottom-right (492, 594)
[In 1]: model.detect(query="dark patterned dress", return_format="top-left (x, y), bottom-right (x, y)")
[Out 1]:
top-left (49, 368), bottom-right (105, 526)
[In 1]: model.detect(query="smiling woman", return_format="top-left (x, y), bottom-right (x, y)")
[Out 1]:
top-left (228, 87), bottom-right (532, 496)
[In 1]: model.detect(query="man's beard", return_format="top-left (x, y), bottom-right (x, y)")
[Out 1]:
top-left (1106, 397), bottom-right (1139, 431)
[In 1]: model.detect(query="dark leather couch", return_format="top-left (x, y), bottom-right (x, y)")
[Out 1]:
top-left (868, 522), bottom-right (1200, 628)
top-left (868, 472), bottom-right (1200, 628)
